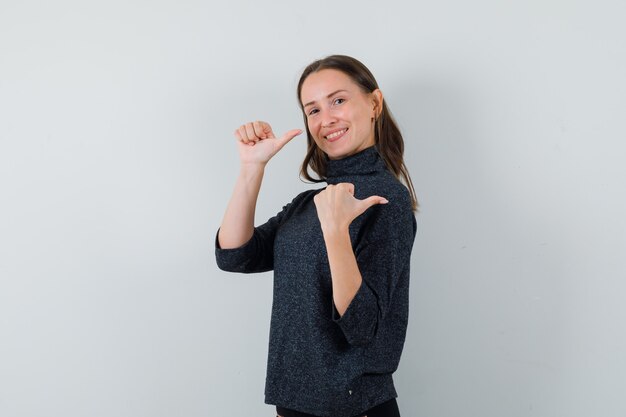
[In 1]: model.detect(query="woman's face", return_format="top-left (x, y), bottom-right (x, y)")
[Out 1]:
top-left (300, 69), bottom-right (382, 160)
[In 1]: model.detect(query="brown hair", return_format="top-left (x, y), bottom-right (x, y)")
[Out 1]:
top-left (296, 54), bottom-right (419, 211)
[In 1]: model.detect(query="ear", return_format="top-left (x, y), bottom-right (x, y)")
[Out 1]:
top-left (371, 89), bottom-right (384, 118)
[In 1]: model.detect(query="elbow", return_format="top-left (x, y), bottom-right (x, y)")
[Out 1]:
top-left (214, 250), bottom-right (248, 273)
top-left (215, 258), bottom-right (236, 273)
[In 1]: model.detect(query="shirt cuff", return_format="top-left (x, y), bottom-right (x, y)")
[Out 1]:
top-left (214, 228), bottom-right (260, 272)
top-left (331, 278), bottom-right (378, 346)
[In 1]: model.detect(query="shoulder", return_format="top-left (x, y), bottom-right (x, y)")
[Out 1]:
top-left (360, 179), bottom-right (415, 243)
top-left (273, 187), bottom-right (323, 220)
top-left (292, 187), bottom-right (319, 202)
top-left (365, 171), bottom-right (412, 213)
top-left (281, 188), bottom-right (320, 209)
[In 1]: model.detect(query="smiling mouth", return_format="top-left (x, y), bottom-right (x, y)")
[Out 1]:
top-left (324, 128), bottom-right (348, 141)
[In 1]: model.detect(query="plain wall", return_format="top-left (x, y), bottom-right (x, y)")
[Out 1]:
top-left (1, 1), bottom-right (625, 416)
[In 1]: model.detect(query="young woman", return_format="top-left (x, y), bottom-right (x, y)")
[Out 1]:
top-left (215, 55), bottom-right (418, 417)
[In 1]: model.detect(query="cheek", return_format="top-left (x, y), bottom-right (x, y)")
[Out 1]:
top-left (307, 118), bottom-right (319, 136)
top-left (306, 120), bottom-right (322, 145)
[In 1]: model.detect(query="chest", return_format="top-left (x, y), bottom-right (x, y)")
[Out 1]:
top-left (273, 192), bottom-right (370, 276)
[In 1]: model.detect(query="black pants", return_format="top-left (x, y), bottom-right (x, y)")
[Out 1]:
top-left (276, 398), bottom-right (400, 417)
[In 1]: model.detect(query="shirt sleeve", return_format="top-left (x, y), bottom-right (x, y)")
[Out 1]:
top-left (214, 192), bottom-right (306, 274)
top-left (331, 191), bottom-right (417, 346)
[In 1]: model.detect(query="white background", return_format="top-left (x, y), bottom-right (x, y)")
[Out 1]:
top-left (1, 1), bottom-right (625, 416)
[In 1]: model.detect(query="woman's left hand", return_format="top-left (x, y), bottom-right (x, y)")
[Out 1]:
top-left (314, 183), bottom-right (388, 234)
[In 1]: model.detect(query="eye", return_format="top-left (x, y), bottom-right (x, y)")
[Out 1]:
top-left (333, 98), bottom-right (345, 105)
top-left (307, 108), bottom-right (319, 116)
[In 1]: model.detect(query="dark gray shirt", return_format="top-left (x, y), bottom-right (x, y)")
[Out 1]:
top-left (215, 145), bottom-right (417, 417)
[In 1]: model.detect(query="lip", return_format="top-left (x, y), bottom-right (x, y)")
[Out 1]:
top-left (324, 128), bottom-right (349, 142)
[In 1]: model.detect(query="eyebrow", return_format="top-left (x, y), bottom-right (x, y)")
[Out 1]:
top-left (303, 89), bottom-right (348, 108)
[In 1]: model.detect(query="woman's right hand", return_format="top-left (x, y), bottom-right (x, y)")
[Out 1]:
top-left (234, 121), bottom-right (303, 165)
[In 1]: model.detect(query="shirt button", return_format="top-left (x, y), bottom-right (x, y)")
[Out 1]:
top-left (349, 390), bottom-right (352, 395)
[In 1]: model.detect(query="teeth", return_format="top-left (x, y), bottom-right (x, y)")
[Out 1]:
top-left (326, 129), bottom-right (347, 140)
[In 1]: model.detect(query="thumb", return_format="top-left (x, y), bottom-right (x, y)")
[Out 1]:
top-left (358, 195), bottom-right (389, 214)
top-left (276, 129), bottom-right (303, 149)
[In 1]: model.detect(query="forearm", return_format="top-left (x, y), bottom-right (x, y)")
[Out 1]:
top-left (322, 227), bottom-right (362, 317)
top-left (218, 163), bottom-right (266, 249)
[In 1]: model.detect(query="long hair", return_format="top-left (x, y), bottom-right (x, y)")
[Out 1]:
top-left (296, 54), bottom-right (419, 211)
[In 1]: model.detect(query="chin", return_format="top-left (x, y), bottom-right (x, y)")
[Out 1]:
top-left (325, 152), bottom-right (343, 161)
top-left (317, 137), bottom-right (368, 160)
top-left (324, 149), bottom-right (352, 161)
top-left (319, 143), bottom-right (345, 159)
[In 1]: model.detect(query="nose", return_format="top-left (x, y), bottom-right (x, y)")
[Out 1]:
top-left (320, 108), bottom-right (337, 128)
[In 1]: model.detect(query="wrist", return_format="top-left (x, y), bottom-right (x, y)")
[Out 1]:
top-left (239, 161), bottom-right (266, 175)
top-left (320, 223), bottom-right (350, 240)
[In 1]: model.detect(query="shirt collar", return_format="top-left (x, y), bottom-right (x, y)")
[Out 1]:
top-left (326, 145), bottom-right (387, 183)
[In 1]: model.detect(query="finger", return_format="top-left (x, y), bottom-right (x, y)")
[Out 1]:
top-left (358, 195), bottom-right (389, 212)
top-left (237, 126), bottom-right (250, 144)
top-left (276, 128), bottom-right (303, 149)
top-left (253, 121), bottom-right (273, 139)
top-left (337, 182), bottom-right (355, 195)
top-left (244, 123), bottom-right (260, 142)
top-left (252, 121), bottom-right (265, 139)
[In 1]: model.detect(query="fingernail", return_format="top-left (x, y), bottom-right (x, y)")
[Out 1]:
top-left (381, 198), bottom-right (389, 204)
